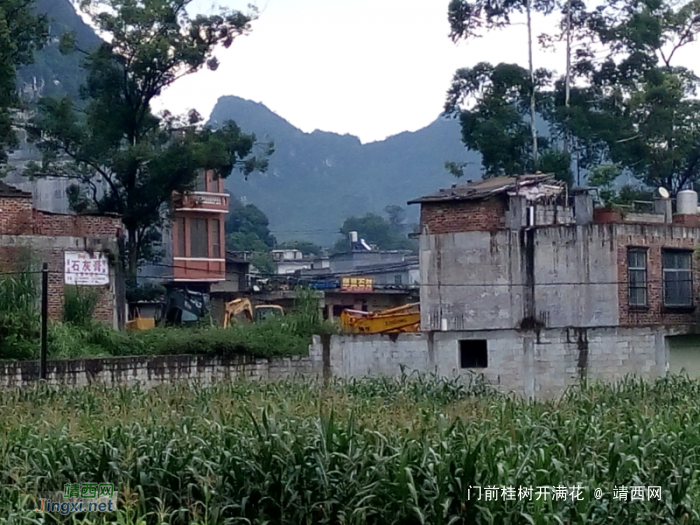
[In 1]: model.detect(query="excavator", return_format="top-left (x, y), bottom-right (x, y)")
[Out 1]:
top-left (223, 298), bottom-right (284, 328)
top-left (340, 303), bottom-right (420, 334)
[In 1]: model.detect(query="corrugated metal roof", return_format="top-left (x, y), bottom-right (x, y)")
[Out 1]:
top-left (407, 173), bottom-right (561, 204)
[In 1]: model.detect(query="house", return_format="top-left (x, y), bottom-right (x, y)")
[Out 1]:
top-left (0, 181), bottom-right (124, 328)
top-left (407, 173), bottom-right (700, 397)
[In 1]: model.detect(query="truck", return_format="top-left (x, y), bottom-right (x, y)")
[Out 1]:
top-left (340, 303), bottom-right (420, 334)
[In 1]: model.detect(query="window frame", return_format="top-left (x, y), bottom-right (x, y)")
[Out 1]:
top-left (459, 340), bottom-right (488, 369)
top-left (175, 217), bottom-right (186, 257)
top-left (190, 218), bottom-right (209, 258)
top-left (662, 249), bottom-right (693, 308)
top-left (211, 219), bottom-right (221, 259)
top-left (627, 247), bottom-right (648, 307)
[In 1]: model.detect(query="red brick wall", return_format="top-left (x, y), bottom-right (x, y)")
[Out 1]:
top-left (33, 211), bottom-right (121, 237)
top-left (672, 214), bottom-right (700, 228)
top-left (617, 231), bottom-right (700, 326)
top-left (0, 245), bottom-right (114, 323)
top-left (0, 196), bottom-right (34, 235)
top-left (420, 197), bottom-right (506, 234)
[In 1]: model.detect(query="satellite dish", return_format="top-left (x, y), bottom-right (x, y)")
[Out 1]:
top-left (658, 187), bottom-right (670, 199)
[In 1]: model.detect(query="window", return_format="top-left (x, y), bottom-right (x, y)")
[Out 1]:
top-left (628, 248), bottom-right (647, 306)
top-left (190, 218), bottom-right (208, 257)
top-left (394, 274), bottom-right (403, 285)
top-left (195, 171), bottom-right (207, 192)
top-left (211, 219), bottom-right (221, 258)
top-left (175, 217), bottom-right (186, 257)
top-left (663, 250), bottom-right (693, 307)
top-left (459, 340), bottom-right (488, 368)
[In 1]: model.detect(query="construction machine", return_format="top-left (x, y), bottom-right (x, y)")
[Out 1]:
top-left (340, 303), bottom-right (420, 334)
top-left (223, 298), bottom-right (285, 328)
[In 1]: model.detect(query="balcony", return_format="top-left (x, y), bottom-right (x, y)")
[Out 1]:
top-left (173, 257), bottom-right (225, 282)
top-left (174, 192), bottom-right (229, 213)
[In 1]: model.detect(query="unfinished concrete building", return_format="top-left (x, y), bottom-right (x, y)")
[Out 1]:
top-left (407, 174), bottom-right (700, 397)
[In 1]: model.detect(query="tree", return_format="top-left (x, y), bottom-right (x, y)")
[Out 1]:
top-left (27, 0), bottom-right (270, 281)
top-left (0, 0), bottom-right (47, 164)
top-left (332, 209), bottom-right (417, 254)
top-left (446, 0), bottom-right (700, 194)
top-left (225, 199), bottom-right (276, 252)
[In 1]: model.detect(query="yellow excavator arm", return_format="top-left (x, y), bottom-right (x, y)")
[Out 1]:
top-left (340, 303), bottom-right (420, 334)
top-left (223, 298), bottom-right (254, 328)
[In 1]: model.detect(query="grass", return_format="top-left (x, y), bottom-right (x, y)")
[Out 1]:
top-left (1, 374), bottom-right (700, 524)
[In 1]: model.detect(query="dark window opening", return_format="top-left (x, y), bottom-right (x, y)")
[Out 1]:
top-left (211, 219), bottom-right (221, 258)
top-left (459, 340), bottom-right (488, 368)
top-left (175, 217), bottom-right (186, 257)
top-left (190, 218), bottom-right (208, 258)
top-left (628, 248), bottom-right (647, 306)
top-left (663, 250), bottom-right (693, 307)
top-left (195, 171), bottom-right (207, 192)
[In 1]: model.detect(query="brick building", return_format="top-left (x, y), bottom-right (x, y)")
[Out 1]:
top-left (0, 182), bottom-right (123, 327)
top-left (407, 174), bottom-right (700, 397)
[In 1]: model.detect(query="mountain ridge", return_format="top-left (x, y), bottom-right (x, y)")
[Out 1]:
top-left (209, 96), bottom-right (478, 245)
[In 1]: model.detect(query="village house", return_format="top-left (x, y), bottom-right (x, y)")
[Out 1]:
top-left (407, 173), bottom-right (700, 397)
top-left (0, 181), bottom-right (124, 328)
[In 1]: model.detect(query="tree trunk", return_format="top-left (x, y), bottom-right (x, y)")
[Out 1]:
top-left (526, 0), bottom-right (538, 168)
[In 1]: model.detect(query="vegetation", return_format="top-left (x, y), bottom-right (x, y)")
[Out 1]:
top-left (27, 0), bottom-right (271, 281)
top-left (333, 206), bottom-right (417, 253)
top-left (0, 262), bottom-right (40, 359)
top-left (0, 0), bottom-right (47, 164)
top-left (2, 375), bottom-right (700, 523)
top-left (446, 0), bottom-right (700, 195)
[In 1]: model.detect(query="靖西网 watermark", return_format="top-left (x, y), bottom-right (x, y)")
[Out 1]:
top-left (35, 483), bottom-right (118, 515)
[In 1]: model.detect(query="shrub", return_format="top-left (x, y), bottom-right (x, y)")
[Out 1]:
top-left (0, 266), bottom-right (40, 359)
top-left (62, 286), bottom-right (100, 326)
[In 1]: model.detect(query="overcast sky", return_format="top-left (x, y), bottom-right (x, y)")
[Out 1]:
top-left (152, 0), bottom-right (700, 144)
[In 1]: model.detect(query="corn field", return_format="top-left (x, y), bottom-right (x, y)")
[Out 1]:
top-left (1, 374), bottom-right (700, 524)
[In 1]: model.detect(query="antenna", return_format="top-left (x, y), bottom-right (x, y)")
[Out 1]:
top-left (658, 187), bottom-right (670, 199)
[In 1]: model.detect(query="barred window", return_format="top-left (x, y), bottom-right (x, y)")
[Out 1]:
top-left (175, 217), bottom-right (186, 257)
top-left (211, 219), bottom-right (221, 259)
top-left (663, 250), bottom-right (693, 307)
top-left (628, 248), bottom-right (647, 306)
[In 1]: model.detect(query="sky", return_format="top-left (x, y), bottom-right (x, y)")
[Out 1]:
top-left (151, 0), bottom-right (700, 145)
top-left (152, 0), bottom-right (566, 144)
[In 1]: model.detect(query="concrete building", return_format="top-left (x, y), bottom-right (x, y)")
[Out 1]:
top-left (406, 174), bottom-right (700, 397)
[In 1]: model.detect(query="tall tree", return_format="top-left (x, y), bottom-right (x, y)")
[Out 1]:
top-left (0, 0), bottom-right (47, 164)
top-left (333, 211), bottom-right (417, 254)
top-left (27, 0), bottom-right (270, 280)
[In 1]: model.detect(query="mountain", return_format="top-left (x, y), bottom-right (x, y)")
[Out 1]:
top-left (209, 96), bottom-right (479, 246)
top-left (18, 0), bottom-right (101, 102)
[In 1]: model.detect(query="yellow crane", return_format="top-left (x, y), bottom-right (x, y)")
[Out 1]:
top-left (340, 303), bottom-right (420, 334)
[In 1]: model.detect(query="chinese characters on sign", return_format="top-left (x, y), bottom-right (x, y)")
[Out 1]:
top-left (341, 277), bottom-right (373, 292)
top-left (64, 252), bottom-right (109, 286)
top-left (463, 485), bottom-right (662, 502)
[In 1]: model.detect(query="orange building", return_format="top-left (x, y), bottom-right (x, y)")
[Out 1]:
top-left (170, 170), bottom-right (228, 284)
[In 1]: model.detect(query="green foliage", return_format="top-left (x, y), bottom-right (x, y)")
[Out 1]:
top-left (28, 0), bottom-right (271, 279)
top-left (0, 264), bottom-right (40, 359)
top-left (446, 0), bottom-right (700, 193)
top-left (62, 285), bottom-right (99, 326)
top-left (333, 208), bottom-right (417, 254)
top-left (226, 198), bottom-right (276, 251)
top-left (249, 251), bottom-right (276, 276)
top-left (3, 376), bottom-right (700, 522)
top-left (0, 0), bottom-right (48, 163)
top-left (126, 281), bottom-right (165, 303)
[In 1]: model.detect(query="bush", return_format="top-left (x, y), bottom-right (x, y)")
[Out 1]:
top-left (62, 286), bottom-right (100, 326)
top-left (0, 267), bottom-right (40, 360)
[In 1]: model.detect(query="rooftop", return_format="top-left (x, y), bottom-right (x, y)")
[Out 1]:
top-left (0, 181), bottom-right (32, 199)
top-left (407, 173), bottom-right (565, 204)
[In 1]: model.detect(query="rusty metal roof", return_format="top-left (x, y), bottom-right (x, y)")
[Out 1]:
top-left (407, 173), bottom-right (562, 204)
top-left (0, 181), bottom-right (32, 198)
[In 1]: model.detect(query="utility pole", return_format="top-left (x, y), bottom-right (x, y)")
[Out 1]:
top-left (40, 262), bottom-right (48, 380)
top-left (526, 0), bottom-right (538, 167)
top-left (564, 0), bottom-right (572, 154)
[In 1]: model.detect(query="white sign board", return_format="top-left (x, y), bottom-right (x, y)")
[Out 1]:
top-left (64, 251), bottom-right (110, 286)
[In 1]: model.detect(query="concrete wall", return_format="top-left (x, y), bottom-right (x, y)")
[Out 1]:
top-left (0, 328), bottom-right (671, 398)
top-left (0, 345), bottom-right (324, 389)
top-left (326, 327), bottom-right (667, 398)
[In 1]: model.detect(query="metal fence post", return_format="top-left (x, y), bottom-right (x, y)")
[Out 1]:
top-left (40, 262), bottom-right (48, 380)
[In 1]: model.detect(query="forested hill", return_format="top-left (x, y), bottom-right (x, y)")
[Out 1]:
top-left (18, 0), bottom-right (101, 101)
top-left (209, 96), bottom-right (478, 245)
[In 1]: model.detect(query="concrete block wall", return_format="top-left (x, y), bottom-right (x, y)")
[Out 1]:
top-left (0, 342), bottom-right (324, 389)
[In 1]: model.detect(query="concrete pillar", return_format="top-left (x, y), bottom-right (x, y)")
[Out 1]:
top-left (654, 198), bottom-right (672, 223)
top-left (574, 193), bottom-right (593, 225)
